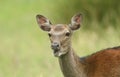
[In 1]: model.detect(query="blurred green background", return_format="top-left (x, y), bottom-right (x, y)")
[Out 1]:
top-left (0, 0), bottom-right (120, 77)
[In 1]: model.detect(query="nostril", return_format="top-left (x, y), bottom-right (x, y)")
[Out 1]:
top-left (56, 44), bottom-right (59, 47)
top-left (54, 42), bottom-right (59, 46)
top-left (51, 42), bottom-right (59, 49)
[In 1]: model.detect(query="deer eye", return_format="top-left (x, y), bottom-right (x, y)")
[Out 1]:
top-left (48, 33), bottom-right (51, 37)
top-left (65, 32), bottom-right (70, 36)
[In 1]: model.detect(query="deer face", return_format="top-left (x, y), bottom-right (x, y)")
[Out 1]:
top-left (36, 13), bottom-right (82, 57)
top-left (48, 24), bottom-right (72, 57)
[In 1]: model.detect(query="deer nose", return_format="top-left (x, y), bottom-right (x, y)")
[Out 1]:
top-left (51, 42), bottom-right (60, 50)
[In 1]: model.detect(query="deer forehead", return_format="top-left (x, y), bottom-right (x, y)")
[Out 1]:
top-left (50, 24), bottom-right (70, 34)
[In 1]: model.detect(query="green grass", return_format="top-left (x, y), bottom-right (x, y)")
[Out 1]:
top-left (0, 0), bottom-right (120, 77)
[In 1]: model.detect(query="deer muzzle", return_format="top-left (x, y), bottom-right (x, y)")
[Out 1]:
top-left (51, 42), bottom-right (61, 57)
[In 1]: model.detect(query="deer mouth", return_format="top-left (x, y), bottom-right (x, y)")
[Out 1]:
top-left (51, 45), bottom-right (61, 57)
top-left (53, 49), bottom-right (61, 57)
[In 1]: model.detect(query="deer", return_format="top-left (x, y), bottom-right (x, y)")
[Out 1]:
top-left (36, 13), bottom-right (120, 77)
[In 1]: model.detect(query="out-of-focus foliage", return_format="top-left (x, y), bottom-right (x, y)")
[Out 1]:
top-left (51, 0), bottom-right (120, 29)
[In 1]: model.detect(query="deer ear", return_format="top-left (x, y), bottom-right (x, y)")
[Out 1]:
top-left (70, 13), bottom-right (82, 30)
top-left (36, 14), bottom-right (52, 31)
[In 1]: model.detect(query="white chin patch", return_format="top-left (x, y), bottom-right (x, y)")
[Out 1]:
top-left (54, 51), bottom-right (67, 57)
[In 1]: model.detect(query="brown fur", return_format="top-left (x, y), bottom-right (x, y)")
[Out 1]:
top-left (52, 24), bottom-right (67, 32)
top-left (85, 46), bottom-right (120, 77)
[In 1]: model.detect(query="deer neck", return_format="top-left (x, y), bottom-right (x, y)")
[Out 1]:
top-left (58, 48), bottom-right (86, 77)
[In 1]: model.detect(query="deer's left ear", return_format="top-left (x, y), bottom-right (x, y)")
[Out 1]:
top-left (70, 13), bottom-right (82, 30)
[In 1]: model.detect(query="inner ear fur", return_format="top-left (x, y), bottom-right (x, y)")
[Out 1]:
top-left (36, 14), bottom-right (52, 31)
top-left (70, 13), bottom-right (82, 30)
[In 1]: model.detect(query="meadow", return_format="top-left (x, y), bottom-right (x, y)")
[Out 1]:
top-left (0, 0), bottom-right (120, 77)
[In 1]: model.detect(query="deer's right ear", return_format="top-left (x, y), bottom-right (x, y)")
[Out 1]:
top-left (36, 15), bottom-right (52, 31)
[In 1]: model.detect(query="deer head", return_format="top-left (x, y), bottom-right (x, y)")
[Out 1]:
top-left (36, 13), bottom-right (82, 57)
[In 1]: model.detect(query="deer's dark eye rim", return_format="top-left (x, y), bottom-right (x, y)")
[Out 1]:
top-left (65, 32), bottom-right (70, 36)
top-left (48, 33), bottom-right (51, 37)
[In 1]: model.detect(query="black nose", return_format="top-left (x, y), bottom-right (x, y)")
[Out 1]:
top-left (51, 42), bottom-right (59, 50)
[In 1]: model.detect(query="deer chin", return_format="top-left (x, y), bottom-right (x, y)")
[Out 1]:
top-left (53, 49), bottom-right (68, 57)
top-left (53, 49), bottom-right (61, 57)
